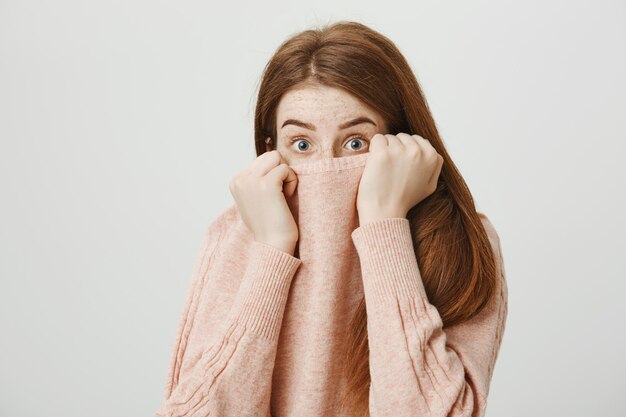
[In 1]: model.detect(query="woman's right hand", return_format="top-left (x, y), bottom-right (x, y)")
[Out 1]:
top-left (229, 150), bottom-right (299, 255)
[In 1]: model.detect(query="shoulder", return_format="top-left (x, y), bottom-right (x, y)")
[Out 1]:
top-left (477, 211), bottom-right (508, 308)
top-left (475, 213), bottom-right (508, 382)
top-left (477, 211), bottom-right (501, 251)
top-left (212, 203), bottom-right (239, 228)
top-left (202, 203), bottom-right (239, 243)
top-left (476, 211), bottom-right (507, 293)
top-left (477, 211), bottom-right (506, 275)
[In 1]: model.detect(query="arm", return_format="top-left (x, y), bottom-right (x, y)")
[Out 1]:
top-left (155, 215), bottom-right (302, 417)
top-left (351, 215), bottom-right (508, 417)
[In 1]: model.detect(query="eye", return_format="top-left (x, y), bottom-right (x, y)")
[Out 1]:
top-left (290, 137), bottom-right (312, 152)
top-left (288, 135), bottom-right (370, 153)
top-left (344, 135), bottom-right (368, 151)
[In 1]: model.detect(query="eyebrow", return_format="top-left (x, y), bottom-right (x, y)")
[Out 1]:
top-left (280, 116), bottom-right (377, 131)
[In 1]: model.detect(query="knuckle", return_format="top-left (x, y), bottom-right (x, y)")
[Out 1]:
top-left (269, 150), bottom-right (281, 162)
top-left (406, 145), bottom-right (420, 158)
top-left (409, 141), bottom-right (422, 153)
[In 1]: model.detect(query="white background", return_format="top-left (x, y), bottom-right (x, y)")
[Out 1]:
top-left (1, 0), bottom-right (624, 416)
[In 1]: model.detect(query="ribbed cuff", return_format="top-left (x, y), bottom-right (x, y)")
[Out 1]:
top-left (226, 240), bottom-right (302, 340)
top-left (351, 217), bottom-right (428, 303)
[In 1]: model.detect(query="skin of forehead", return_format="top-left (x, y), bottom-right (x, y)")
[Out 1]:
top-left (276, 84), bottom-right (385, 132)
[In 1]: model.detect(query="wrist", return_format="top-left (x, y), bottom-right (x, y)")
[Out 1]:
top-left (358, 208), bottom-right (407, 226)
top-left (256, 237), bottom-right (297, 256)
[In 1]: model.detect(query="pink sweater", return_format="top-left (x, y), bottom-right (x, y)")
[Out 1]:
top-left (154, 152), bottom-right (508, 417)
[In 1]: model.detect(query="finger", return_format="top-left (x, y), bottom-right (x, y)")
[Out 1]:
top-left (265, 163), bottom-right (298, 193)
top-left (428, 154), bottom-right (444, 185)
top-left (412, 134), bottom-right (436, 153)
top-left (283, 169), bottom-right (298, 197)
top-left (246, 138), bottom-right (273, 168)
top-left (270, 152), bottom-right (299, 196)
top-left (385, 134), bottom-right (404, 152)
top-left (416, 136), bottom-right (442, 167)
top-left (410, 135), bottom-right (440, 180)
top-left (249, 149), bottom-right (284, 177)
top-left (246, 148), bottom-right (273, 173)
top-left (437, 154), bottom-right (444, 175)
top-left (395, 132), bottom-right (419, 152)
top-left (369, 133), bottom-right (388, 153)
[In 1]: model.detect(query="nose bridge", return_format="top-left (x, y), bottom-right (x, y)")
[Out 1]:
top-left (320, 147), bottom-right (337, 159)
top-left (319, 131), bottom-right (340, 158)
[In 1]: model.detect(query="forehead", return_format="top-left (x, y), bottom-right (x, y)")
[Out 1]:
top-left (276, 84), bottom-right (380, 125)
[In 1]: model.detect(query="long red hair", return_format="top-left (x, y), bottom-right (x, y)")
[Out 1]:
top-left (252, 20), bottom-right (499, 416)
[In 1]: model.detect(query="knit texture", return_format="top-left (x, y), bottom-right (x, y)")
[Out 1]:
top-left (154, 152), bottom-right (508, 417)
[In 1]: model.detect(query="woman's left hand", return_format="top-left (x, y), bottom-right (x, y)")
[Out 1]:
top-left (356, 133), bottom-right (444, 225)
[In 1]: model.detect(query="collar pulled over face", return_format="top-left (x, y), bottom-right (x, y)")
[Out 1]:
top-left (286, 152), bottom-right (369, 260)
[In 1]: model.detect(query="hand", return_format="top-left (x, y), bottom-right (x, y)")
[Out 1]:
top-left (356, 133), bottom-right (444, 225)
top-left (229, 148), bottom-right (299, 255)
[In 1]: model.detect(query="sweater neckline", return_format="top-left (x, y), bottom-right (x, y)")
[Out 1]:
top-left (288, 152), bottom-right (369, 175)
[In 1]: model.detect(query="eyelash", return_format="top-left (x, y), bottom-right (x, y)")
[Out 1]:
top-left (289, 135), bottom-right (369, 151)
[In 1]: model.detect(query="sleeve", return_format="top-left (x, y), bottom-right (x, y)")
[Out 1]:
top-left (350, 215), bottom-right (508, 417)
top-left (154, 216), bottom-right (302, 417)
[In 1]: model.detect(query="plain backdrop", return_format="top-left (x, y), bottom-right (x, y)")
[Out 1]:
top-left (1, 0), bottom-right (624, 416)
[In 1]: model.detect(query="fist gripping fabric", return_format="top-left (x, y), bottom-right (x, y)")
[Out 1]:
top-left (155, 152), bottom-right (508, 417)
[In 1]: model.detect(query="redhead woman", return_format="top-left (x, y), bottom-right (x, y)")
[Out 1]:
top-left (155, 20), bottom-right (507, 417)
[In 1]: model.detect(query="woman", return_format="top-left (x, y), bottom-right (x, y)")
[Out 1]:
top-left (155, 20), bottom-right (507, 417)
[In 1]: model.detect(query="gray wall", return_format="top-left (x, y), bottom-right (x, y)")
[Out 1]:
top-left (1, 0), bottom-right (624, 416)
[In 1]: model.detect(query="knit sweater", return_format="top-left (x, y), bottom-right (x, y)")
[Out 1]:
top-left (154, 152), bottom-right (508, 417)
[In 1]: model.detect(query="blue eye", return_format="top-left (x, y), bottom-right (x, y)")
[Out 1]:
top-left (346, 136), bottom-right (367, 151)
top-left (289, 135), bottom-right (369, 153)
top-left (291, 138), bottom-right (311, 152)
